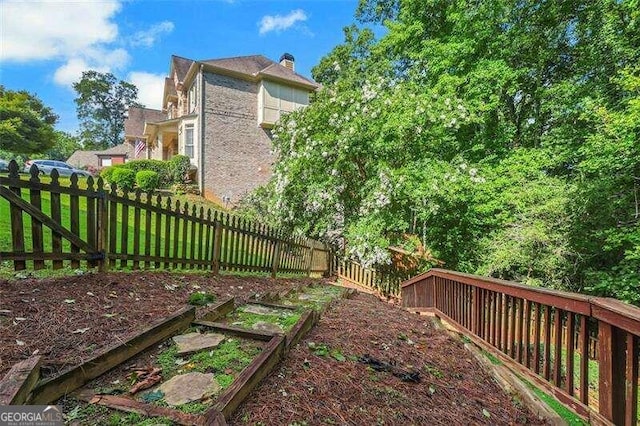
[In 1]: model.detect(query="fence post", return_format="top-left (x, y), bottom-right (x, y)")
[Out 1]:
top-left (212, 221), bottom-right (222, 274)
top-left (598, 321), bottom-right (626, 424)
top-left (96, 177), bottom-right (108, 272)
top-left (271, 239), bottom-right (282, 278)
top-left (306, 243), bottom-right (314, 277)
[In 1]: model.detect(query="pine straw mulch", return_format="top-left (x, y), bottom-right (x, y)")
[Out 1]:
top-left (0, 271), bottom-right (321, 379)
top-left (231, 292), bottom-right (548, 426)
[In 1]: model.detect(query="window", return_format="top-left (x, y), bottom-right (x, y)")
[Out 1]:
top-left (184, 124), bottom-right (194, 158)
top-left (259, 81), bottom-right (310, 126)
top-left (188, 81), bottom-right (197, 113)
top-left (101, 158), bottom-right (112, 167)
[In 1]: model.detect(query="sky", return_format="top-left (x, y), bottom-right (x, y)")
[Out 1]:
top-left (0, 0), bottom-right (362, 133)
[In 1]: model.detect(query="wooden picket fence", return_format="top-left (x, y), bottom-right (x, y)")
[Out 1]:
top-left (0, 161), bottom-right (330, 276)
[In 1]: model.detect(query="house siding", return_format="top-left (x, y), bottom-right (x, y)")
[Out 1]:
top-left (202, 72), bottom-right (273, 204)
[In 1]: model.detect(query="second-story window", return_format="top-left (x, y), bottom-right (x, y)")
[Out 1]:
top-left (184, 124), bottom-right (194, 158)
top-left (188, 81), bottom-right (197, 113)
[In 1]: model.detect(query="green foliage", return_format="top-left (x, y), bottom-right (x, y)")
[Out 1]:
top-left (73, 71), bottom-right (142, 149)
top-left (187, 292), bottom-right (216, 306)
top-left (119, 159), bottom-right (172, 185)
top-left (40, 131), bottom-right (82, 161)
top-left (100, 166), bottom-right (116, 183)
top-left (250, 0), bottom-right (640, 304)
top-left (168, 155), bottom-right (191, 183)
top-left (135, 170), bottom-right (159, 191)
top-left (0, 86), bottom-right (57, 154)
top-left (111, 168), bottom-right (136, 191)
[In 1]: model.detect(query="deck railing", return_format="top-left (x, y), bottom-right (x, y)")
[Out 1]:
top-left (402, 268), bottom-right (639, 425)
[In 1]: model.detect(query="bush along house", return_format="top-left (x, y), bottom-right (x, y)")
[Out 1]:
top-left (124, 53), bottom-right (319, 205)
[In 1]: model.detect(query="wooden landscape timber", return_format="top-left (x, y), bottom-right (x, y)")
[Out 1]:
top-left (200, 297), bottom-right (235, 322)
top-left (401, 268), bottom-right (640, 426)
top-left (29, 306), bottom-right (195, 404)
top-left (192, 320), bottom-right (277, 341)
top-left (0, 355), bottom-right (41, 405)
top-left (213, 335), bottom-right (286, 419)
top-left (75, 391), bottom-right (222, 426)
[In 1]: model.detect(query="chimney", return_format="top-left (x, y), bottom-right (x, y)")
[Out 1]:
top-left (279, 53), bottom-right (295, 72)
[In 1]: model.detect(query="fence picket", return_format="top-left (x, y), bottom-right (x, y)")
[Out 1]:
top-left (28, 167), bottom-right (44, 270)
top-left (50, 171), bottom-right (63, 270)
top-left (132, 189), bottom-right (142, 270)
top-left (144, 193), bottom-right (152, 269)
top-left (70, 174), bottom-right (81, 269)
top-left (154, 194), bottom-right (162, 269)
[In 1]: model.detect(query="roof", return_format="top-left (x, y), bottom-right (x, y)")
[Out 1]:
top-left (163, 77), bottom-right (177, 99)
top-left (199, 55), bottom-right (318, 89)
top-left (171, 55), bottom-right (193, 82)
top-left (124, 106), bottom-right (166, 137)
top-left (66, 143), bottom-right (132, 168)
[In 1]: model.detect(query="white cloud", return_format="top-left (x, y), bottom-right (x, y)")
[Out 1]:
top-left (129, 21), bottom-right (175, 48)
top-left (259, 9), bottom-right (307, 35)
top-left (128, 71), bottom-right (165, 109)
top-left (1, 0), bottom-right (121, 62)
top-left (52, 48), bottom-right (130, 87)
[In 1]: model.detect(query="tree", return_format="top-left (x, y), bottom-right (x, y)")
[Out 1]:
top-left (0, 85), bottom-right (57, 154)
top-left (247, 0), bottom-right (640, 303)
top-left (73, 71), bottom-right (142, 149)
top-left (38, 131), bottom-right (82, 161)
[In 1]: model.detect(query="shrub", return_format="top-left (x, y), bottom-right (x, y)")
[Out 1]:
top-left (120, 159), bottom-right (171, 185)
top-left (111, 168), bottom-right (136, 191)
top-left (135, 170), bottom-right (159, 191)
top-left (188, 292), bottom-right (216, 306)
top-left (169, 155), bottom-right (191, 183)
top-left (100, 166), bottom-right (117, 183)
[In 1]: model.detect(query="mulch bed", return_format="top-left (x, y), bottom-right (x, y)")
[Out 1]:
top-left (231, 292), bottom-right (548, 425)
top-left (0, 271), bottom-right (319, 379)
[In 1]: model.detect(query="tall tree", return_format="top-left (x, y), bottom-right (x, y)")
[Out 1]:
top-left (253, 0), bottom-right (640, 303)
top-left (73, 71), bottom-right (142, 149)
top-left (0, 86), bottom-right (57, 154)
top-left (38, 131), bottom-right (82, 161)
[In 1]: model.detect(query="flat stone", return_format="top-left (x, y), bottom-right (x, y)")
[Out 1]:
top-left (252, 321), bottom-right (284, 334)
top-left (172, 332), bottom-right (225, 355)
top-left (157, 372), bottom-right (221, 406)
top-left (241, 304), bottom-right (281, 315)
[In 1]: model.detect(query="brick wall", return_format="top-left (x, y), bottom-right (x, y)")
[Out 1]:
top-left (202, 72), bottom-right (273, 204)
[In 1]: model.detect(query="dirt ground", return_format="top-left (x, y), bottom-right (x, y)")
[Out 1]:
top-left (0, 270), bottom-right (315, 378)
top-left (231, 292), bottom-right (547, 426)
top-left (1, 271), bottom-right (546, 425)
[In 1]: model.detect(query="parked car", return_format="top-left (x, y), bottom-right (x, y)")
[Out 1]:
top-left (0, 159), bottom-right (9, 172)
top-left (24, 160), bottom-right (92, 177)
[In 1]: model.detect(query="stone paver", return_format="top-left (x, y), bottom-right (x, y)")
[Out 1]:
top-left (241, 304), bottom-right (282, 315)
top-left (157, 372), bottom-right (221, 406)
top-left (172, 332), bottom-right (225, 355)
top-left (252, 321), bottom-right (284, 334)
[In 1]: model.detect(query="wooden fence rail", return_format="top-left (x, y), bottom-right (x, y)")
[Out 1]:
top-left (402, 268), bottom-right (639, 426)
top-left (0, 162), bottom-right (330, 277)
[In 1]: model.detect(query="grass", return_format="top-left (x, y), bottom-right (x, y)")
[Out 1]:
top-left (282, 284), bottom-right (345, 311)
top-left (518, 376), bottom-right (588, 426)
top-left (156, 338), bottom-right (261, 391)
top-left (230, 308), bottom-right (301, 331)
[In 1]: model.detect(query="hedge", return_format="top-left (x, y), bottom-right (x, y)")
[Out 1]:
top-left (111, 168), bottom-right (136, 191)
top-left (135, 170), bottom-right (159, 191)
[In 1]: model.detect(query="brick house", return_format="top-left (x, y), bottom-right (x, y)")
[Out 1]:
top-left (126, 53), bottom-right (318, 204)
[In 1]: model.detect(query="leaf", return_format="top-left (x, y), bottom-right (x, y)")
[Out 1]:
top-left (103, 313), bottom-right (118, 318)
top-left (16, 340), bottom-right (25, 346)
top-left (428, 385), bottom-right (436, 395)
top-left (64, 299), bottom-right (75, 304)
top-left (482, 409), bottom-right (491, 418)
top-left (330, 350), bottom-right (346, 362)
top-left (72, 327), bottom-right (90, 334)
